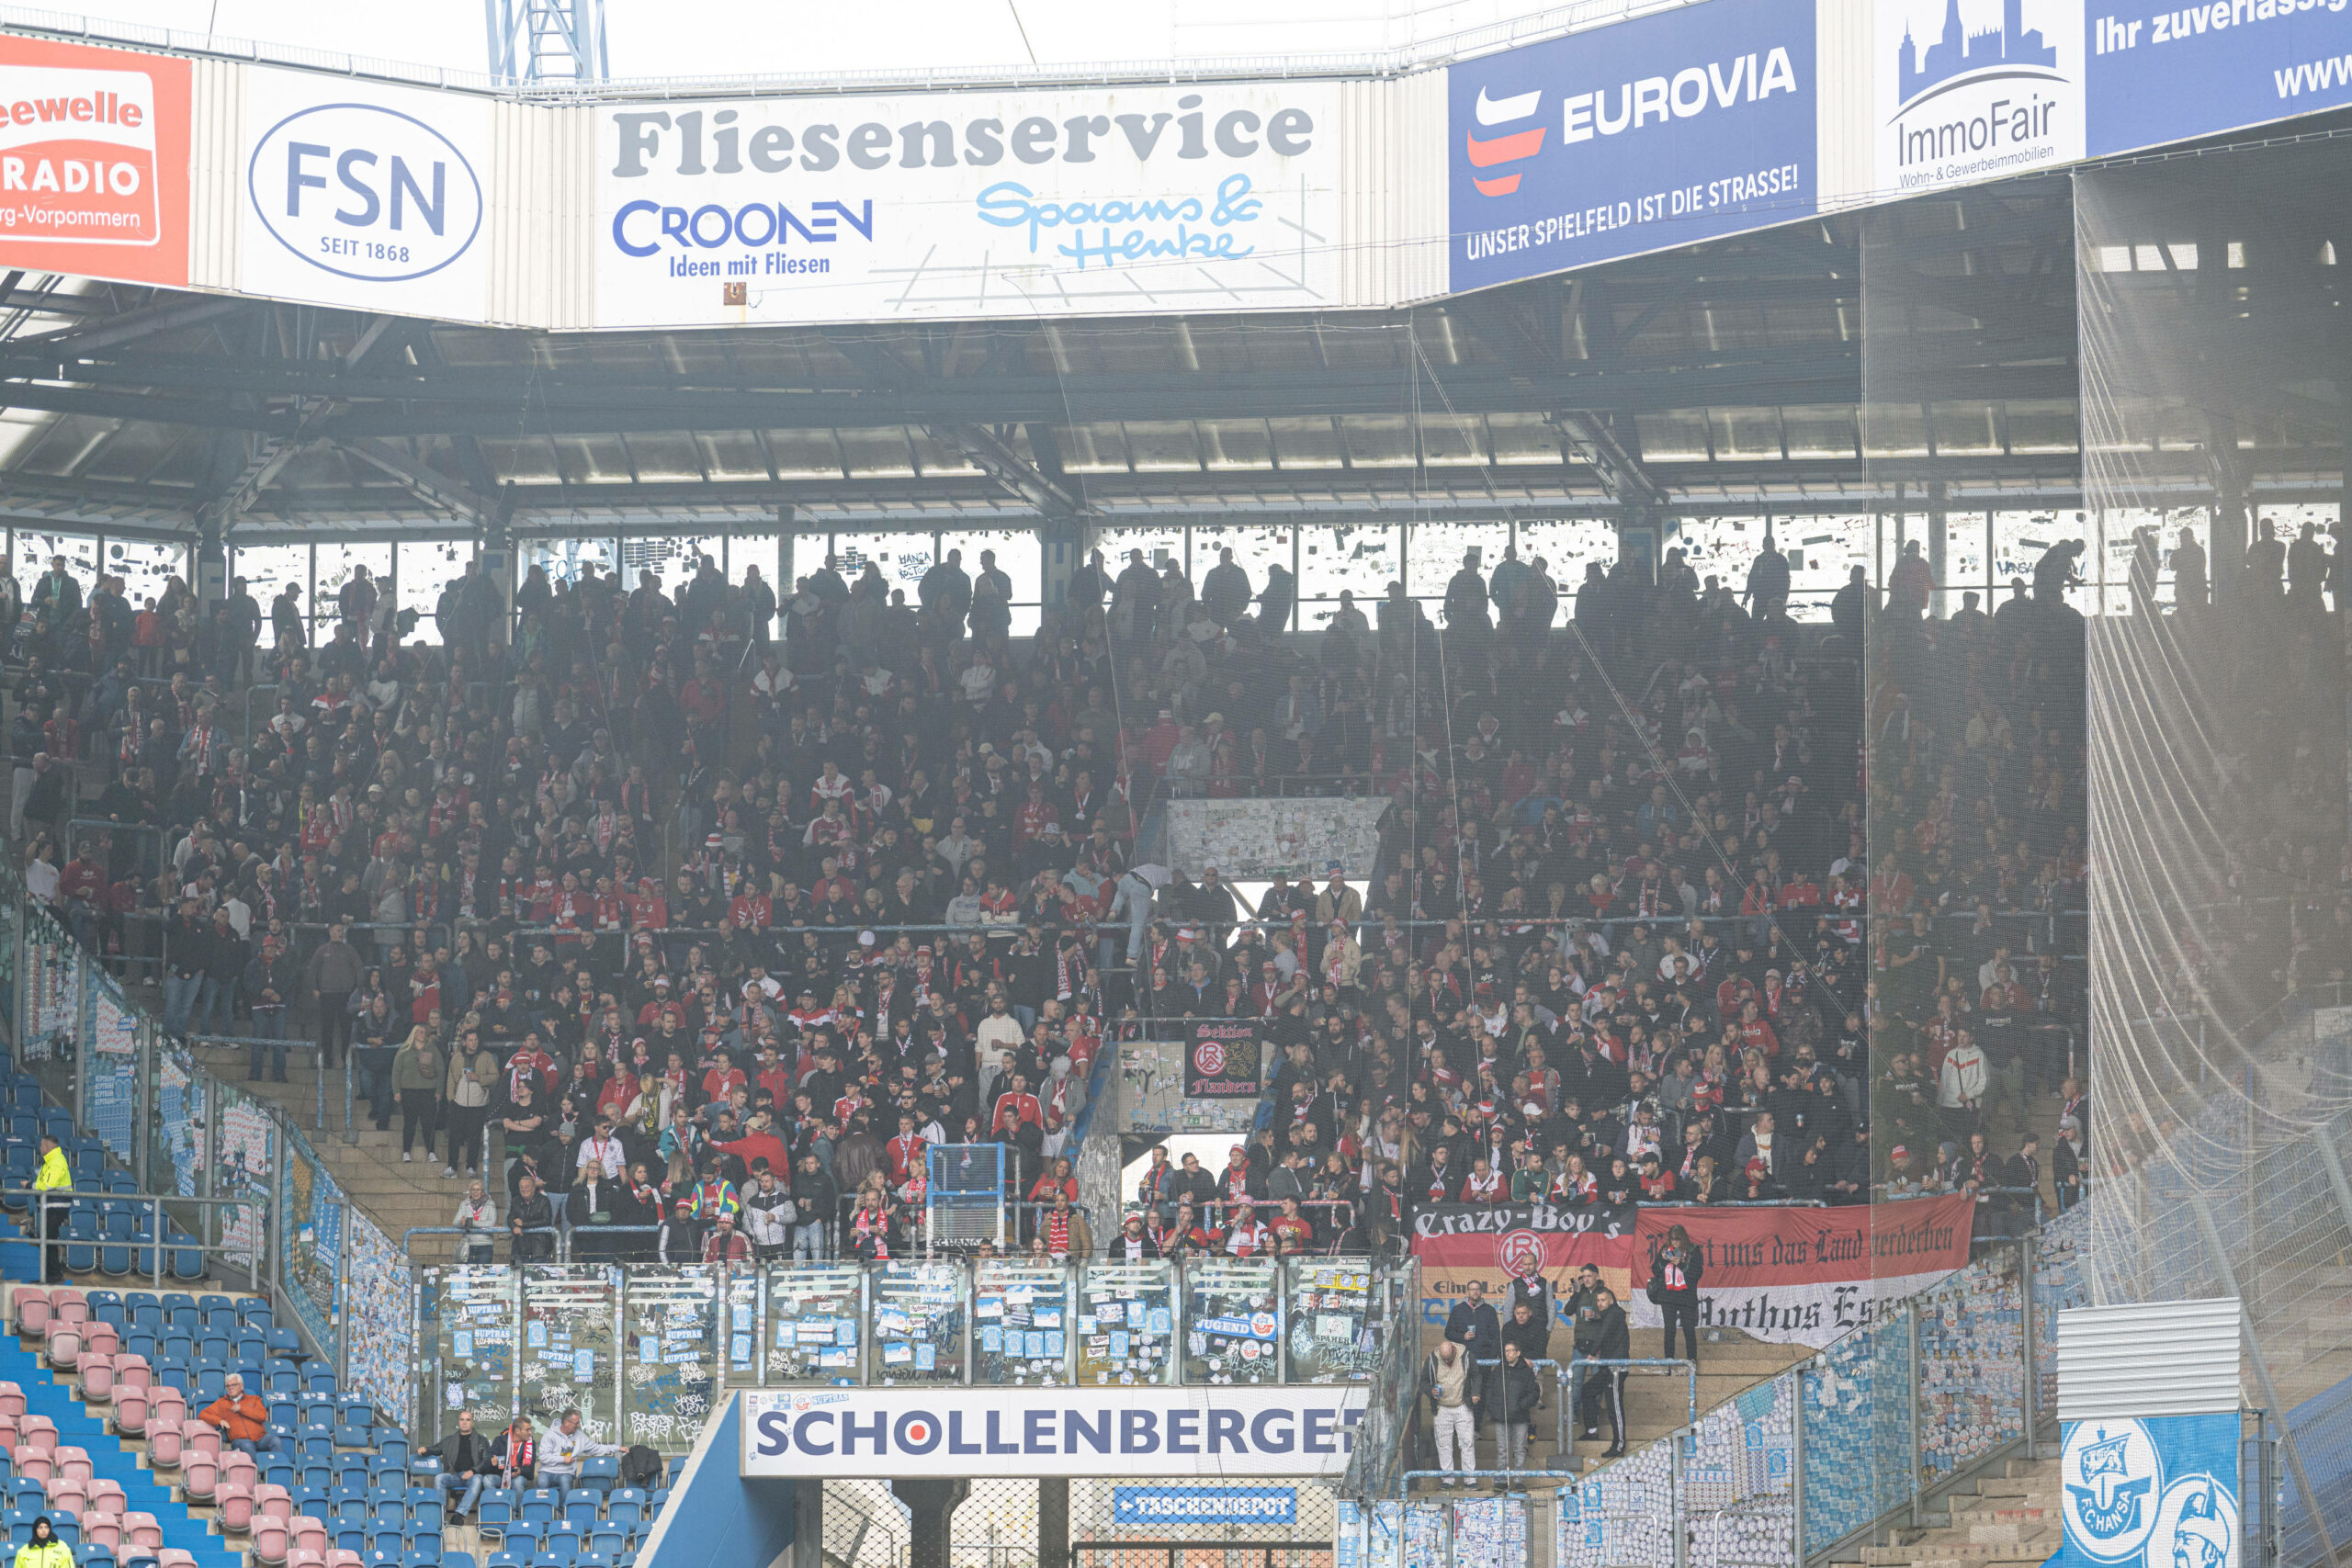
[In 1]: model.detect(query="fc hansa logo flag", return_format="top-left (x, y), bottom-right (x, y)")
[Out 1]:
top-left (0, 37), bottom-right (188, 287)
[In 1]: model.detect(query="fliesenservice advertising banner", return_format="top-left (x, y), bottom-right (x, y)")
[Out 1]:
top-left (594, 82), bottom-right (1345, 326)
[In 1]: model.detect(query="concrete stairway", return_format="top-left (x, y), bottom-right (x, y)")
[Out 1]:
top-left (1838, 1456), bottom-right (2058, 1568)
top-left (187, 1039), bottom-right (469, 1264)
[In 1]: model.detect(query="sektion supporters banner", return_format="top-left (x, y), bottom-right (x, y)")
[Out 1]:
top-left (0, 34), bottom-right (188, 288)
top-left (740, 1385), bottom-right (1368, 1479)
top-left (1627, 1194), bottom-right (1975, 1348)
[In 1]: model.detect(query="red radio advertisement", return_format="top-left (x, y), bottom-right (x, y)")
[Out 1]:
top-left (0, 36), bottom-right (188, 286)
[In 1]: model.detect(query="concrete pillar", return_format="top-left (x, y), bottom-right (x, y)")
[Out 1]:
top-left (196, 514), bottom-right (226, 604)
top-left (890, 1477), bottom-right (969, 1568)
top-left (792, 1478), bottom-right (824, 1568)
top-left (1037, 1477), bottom-right (1069, 1568)
top-left (1926, 480), bottom-right (1948, 621)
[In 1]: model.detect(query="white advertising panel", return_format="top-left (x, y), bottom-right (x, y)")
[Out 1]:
top-left (594, 83), bottom-right (1344, 325)
top-left (241, 69), bottom-right (491, 320)
top-left (739, 1385), bottom-right (1367, 1479)
top-left (1874, 0), bottom-right (2087, 197)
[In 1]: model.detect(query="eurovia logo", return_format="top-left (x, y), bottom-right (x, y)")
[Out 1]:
top-left (1464, 85), bottom-right (1544, 197)
top-left (247, 100), bottom-right (484, 285)
top-left (1877, 0), bottom-right (2086, 197)
top-left (2061, 1416), bottom-right (2241, 1568)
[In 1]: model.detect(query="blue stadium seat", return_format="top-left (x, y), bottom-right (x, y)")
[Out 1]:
top-left (62, 1210), bottom-right (98, 1273)
top-left (500, 1524), bottom-right (545, 1554)
top-left (368, 1529), bottom-right (404, 1559)
top-left (336, 1397), bottom-right (374, 1426)
top-left (543, 1526), bottom-right (582, 1558)
top-left (602, 1493), bottom-right (641, 1528)
top-left (409, 1490), bottom-right (444, 1530)
top-left (574, 1456), bottom-right (618, 1495)
top-left (335, 1424), bottom-right (373, 1449)
top-left (484, 1555), bottom-right (521, 1568)
top-left (333, 1457), bottom-right (369, 1491)
top-left (300, 1424), bottom-right (335, 1458)
top-left (409, 1528), bottom-right (443, 1559)
top-left (560, 1497), bottom-right (597, 1528)
top-left (441, 1554), bottom-right (478, 1568)
top-left (376, 1433), bottom-right (410, 1466)
top-left (194, 1367), bottom-right (226, 1404)
top-left (584, 1529), bottom-right (625, 1560)
top-left (306, 1367), bottom-right (339, 1394)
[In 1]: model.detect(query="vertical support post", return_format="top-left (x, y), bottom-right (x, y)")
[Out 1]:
top-left (890, 1479), bottom-right (969, 1568)
top-left (1037, 1477), bottom-right (1069, 1568)
top-left (1792, 1359), bottom-right (1808, 1562)
top-left (2019, 1235), bottom-right (2039, 1461)
top-left (1926, 479), bottom-right (1948, 620)
top-left (1906, 1302), bottom-right (1923, 1530)
top-left (2312, 1122), bottom-right (2352, 1246)
top-left (792, 1478), bottom-right (824, 1568)
top-left (1669, 1427), bottom-right (1689, 1568)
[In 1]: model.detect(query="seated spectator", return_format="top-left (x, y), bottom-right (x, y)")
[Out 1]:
top-left (198, 1371), bottom-right (278, 1456)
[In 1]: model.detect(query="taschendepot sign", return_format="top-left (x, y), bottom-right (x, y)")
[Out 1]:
top-left (740, 1385), bottom-right (1368, 1479)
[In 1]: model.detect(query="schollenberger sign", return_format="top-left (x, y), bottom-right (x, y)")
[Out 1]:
top-left (1876, 0), bottom-right (2086, 197)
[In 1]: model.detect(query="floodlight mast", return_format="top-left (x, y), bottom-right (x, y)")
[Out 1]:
top-left (486, 0), bottom-right (609, 85)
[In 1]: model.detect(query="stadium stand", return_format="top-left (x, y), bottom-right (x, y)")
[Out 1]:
top-left (6, 536), bottom-right (2086, 1258)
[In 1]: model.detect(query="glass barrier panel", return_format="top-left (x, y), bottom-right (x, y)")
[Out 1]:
top-left (1075, 1261), bottom-right (1175, 1386)
top-left (1283, 1258), bottom-right (1377, 1383)
top-left (424, 1266), bottom-right (517, 1445)
top-left (1916, 1244), bottom-right (2027, 1488)
top-left (1182, 1258), bottom-right (1283, 1385)
top-left (764, 1262), bottom-right (865, 1384)
top-left (872, 1260), bottom-right (967, 1384)
top-left (621, 1266), bottom-right (719, 1448)
top-left (518, 1266), bottom-right (620, 1444)
top-left (723, 1266), bottom-right (761, 1387)
top-left (975, 1260), bottom-right (1072, 1385)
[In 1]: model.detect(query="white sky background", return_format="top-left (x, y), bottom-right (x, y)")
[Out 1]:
top-left (58, 0), bottom-right (1576, 79)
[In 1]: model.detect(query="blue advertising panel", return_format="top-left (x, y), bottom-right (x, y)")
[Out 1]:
top-left (2088, 0), bottom-right (2352, 157)
top-left (1113, 1487), bottom-right (1298, 1526)
top-left (1446, 0), bottom-right (1815, 295)
top-left (2061, 1413), bottom-right (2240, 1568)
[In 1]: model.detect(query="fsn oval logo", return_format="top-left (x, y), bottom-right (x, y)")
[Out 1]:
top-left (248, 102), bottom-right (482, 284)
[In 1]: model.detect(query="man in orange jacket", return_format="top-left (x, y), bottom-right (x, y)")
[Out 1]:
top-left (198, 1371), bottom-right (279, 1455)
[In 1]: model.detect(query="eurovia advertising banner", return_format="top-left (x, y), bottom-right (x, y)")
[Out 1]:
top-left (1875, 0), bottom-right (2086, 197)
top-left (2061, 1413), bottom-right (2240, 1568)
top-left (594, 82), bottom-right (1344, 326)
top-left (740, 1385), bottom-right (1368, 1479)
top-left (2086, 0), bottom-right (2352, 156)
top-left (241, 68), bottom-right (492, 321)
top-left (1627, 1192), bottom-right (1975, 1348)
top-left (0, 34), bottom-right (188, 288)
top-left (1445, 0), bottom-right (1815, 295)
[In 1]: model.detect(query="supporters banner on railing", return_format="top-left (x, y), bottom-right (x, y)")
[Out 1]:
top-left (1163, 796), bottom-right (1389, 881)
top-left (278, 1122), bottom-right (346, 1364)
top-left (344, 1208), bottom-right (413, 1429)
top-left (214, 1081), bottom-right (275, 1273)
top-left (1410, 1203), bottom-right (1637, 1319)
top-left (82, 969), bottom-right (138, 1168)
top-left (1627, 1196), bottom-right (1974, 1348)
top-left (1184, 1019), bottom-right (1263, 1100)
top-left (1122, 1037), bottom-right (1261, 1134)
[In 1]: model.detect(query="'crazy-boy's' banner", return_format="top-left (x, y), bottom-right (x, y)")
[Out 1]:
top-left (1446, 0), bottom-right (1815, 294)
top-left (1625, 1195), bottom-right (1974, 1348)
top-left (2061, 1413), bottom-right (2240, 1568)
top-left (596, 83), bottom-right (1344, 326)
top-left (1412, 1203), bottom-right (1636, 1327)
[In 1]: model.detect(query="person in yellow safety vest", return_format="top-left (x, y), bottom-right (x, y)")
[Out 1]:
top-left (31, 1133), bottom-right (71, 1284)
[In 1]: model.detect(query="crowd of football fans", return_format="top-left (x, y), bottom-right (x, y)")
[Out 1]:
top-left (0, 527), bottom-right (2092, 1259)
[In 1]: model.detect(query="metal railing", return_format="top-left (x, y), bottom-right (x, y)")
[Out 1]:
top-left (0, 1190), bottom-right (271, 1293)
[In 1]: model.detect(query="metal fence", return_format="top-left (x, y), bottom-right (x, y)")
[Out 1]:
top-left (1336, 1211), bottom-right (2088, 1568)
top-left (2086, 1005), bottom-right (2352, 1568)
top-left (0, 855), bottom-right (417, 1431)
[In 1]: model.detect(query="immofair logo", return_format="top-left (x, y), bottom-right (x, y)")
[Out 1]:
top-left (1881, 0), bottom-right (2083, 192)
top-left (1464, 85), bottom-right (1544, 197)
top-left (1498, 1228), bottom-right (1546, 1281)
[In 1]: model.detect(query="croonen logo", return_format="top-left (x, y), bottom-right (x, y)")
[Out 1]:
top-left (1498, 1228), bottom-right (1546, 1281)
top-left (1465, 85), bottom-right (1544, 197)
